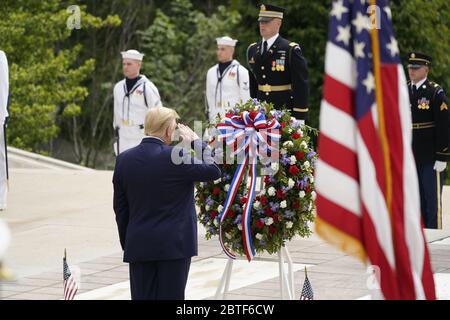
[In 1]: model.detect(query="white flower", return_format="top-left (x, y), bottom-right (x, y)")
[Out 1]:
top-left (299, 191), bottom-right (306, 198)
top-left (287, 128), bottom-right (293, 134)
top-left (311, 191), bottom-right (317, 201)
top-left (300, 141), bottom-right (308, 148)
top-left (255, 233), bottom-right (263, 240)
top-left (286, 222), bottom-right (294, 229)
top-left (260, 187), bottom-right (266, 195)
top-left (309, 176), bottom-right (314, 183)
top-left (290, 155), bottom-right (297, 165)
top-left (288, 178), bottom-right (295, 189)
top-left (280, 200), bottom-right (287, 209)
top-left (205, 205), bottom-right (211, 211)
top-left (214, 178), bottom-right (221, 184)
top-left (237, 224), bottom-right (243, 231)
top-left (280, 148), bottom-right (288, 155)
top-left (304, 161), bottom-right (311, 169)
top-left (225, 232), bottom-right (232, 239)
top-left (268, 187), bottom-right (276, 196)
top-left (213, 219), bottom-right (219, 227)
top-left (217, 205), bottom-right (224, 213)
top-left (265, 217), bottom-right (274, 226)
top-left (271, 162), bottom-right (279, 172)
top-left (224, 184), bottom-right (230, 192)
top-left (283, 141), bottom-right (294, 148)
top-left (253, 201), bottom-right (261, 210)
top-left (297, 128), bottom-right (303, 135)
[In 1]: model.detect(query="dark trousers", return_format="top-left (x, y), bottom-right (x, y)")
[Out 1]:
top-left (417, 162), bottom-right (444, 229)
top-left (129, 258), bottom-right (191, 300)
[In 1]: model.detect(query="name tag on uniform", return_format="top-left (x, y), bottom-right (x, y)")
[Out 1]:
top-left (228, 72), bottom-right (236, 78)
top-left (134, 89), bottom-right (143, 95)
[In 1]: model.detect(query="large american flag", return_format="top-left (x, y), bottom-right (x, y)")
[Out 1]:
top-left (315, 0), bottom-right (436, 299)
top-left (63, 250), bottom-right (78, 300)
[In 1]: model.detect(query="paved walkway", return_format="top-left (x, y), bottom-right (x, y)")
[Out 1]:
top-left (1, 163), bottom-right (450, 300)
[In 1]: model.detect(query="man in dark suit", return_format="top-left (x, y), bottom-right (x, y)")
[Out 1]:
top-left (113, 106), bottom-right (221, 300)
top-left (247, 4), bottom-right (309, 122)
top-left (407, 52), bottom-right (449, 229)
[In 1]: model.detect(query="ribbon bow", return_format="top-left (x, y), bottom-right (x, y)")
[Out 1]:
top-left (216, 111), bottom-right (280, 261)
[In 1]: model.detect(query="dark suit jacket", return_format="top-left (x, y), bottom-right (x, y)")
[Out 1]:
top-left (113, 137), bottom-right (221, 263)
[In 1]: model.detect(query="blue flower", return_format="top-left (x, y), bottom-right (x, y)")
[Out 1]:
top-left (257, 209), bottom-right (265, 216)
top-left (307, 151), bottom-right (317, 159)
top-left (259, 240), bottom-right (267, 246)
top-left (291, 120), bottom-right (301, 128)
top-left (252, 98), bottom-right (259, 105)
top-left (283, 210), bottom-right (295, 218)
top-left (281, 155), bottom-right (291, 166)
top-left (206, 197), bottom-right (214, 206)
top-left (234, 214), bottom-right (242, 225)
top-left (270, 202), bottom-right (280, 212)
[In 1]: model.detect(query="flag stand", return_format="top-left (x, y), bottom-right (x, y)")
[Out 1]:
top-left (214, 246), bottom-right (295, 300)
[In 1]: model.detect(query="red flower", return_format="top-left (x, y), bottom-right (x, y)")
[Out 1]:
top-left (292, 133), bottom-right (301, 140)
top-left (281, 122), bottom-right (286, 128)
top-left (292, 201), bottom-right (300, 209)
top-left (240, 197), bottom-right (248, 204)
top-left (260, 196), bottom-right (267, 205)
top-left (295, 151), bottom-right (305, 160)
top-left (273, 214), bottom-right (280, 223)
top-left (256, 219), bottom-right (265, 229)
top-left (289, 165), bottom-right (300, 176)
top-left (264, 207), bottom-right (273, 216)
top-left (276, 189), bottom-right (285, 199)
top-left (269, 226), bottom-right (277, 235)
top-left (210, 211), bottom-right (218, 219)
top-left (306, 185), bottom-right (311, 193)
top-left (212, 187), bottom-right (221, 196)
top-left (228, 210), bottom-right (235, 218)
top-left (264, 176), bottom-right (271, 184)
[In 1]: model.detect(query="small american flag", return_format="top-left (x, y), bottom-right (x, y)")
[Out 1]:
top-left (63, 249), bottom-right (78, 300)
top-left (300, 267), bottom-right (314, 300)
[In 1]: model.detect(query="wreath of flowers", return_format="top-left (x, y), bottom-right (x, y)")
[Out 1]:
top-left (196, 99), bottom-right (318, 259)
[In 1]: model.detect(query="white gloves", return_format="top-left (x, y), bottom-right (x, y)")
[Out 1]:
top-left (433, 161), bottom-right (447, 173)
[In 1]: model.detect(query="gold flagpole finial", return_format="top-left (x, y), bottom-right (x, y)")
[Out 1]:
top-left (304, 266), bottom-right (308, 276)
top-left (64, 248), bottom-right (67, 259)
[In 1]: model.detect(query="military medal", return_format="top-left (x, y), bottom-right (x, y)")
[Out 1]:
top-left (272, 61), bottom-right (276, 71)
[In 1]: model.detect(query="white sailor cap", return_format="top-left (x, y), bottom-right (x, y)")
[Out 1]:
top-left (121, 49), bottom-right (144, 61)
top-left (216, 36), bottom-right (238, 47)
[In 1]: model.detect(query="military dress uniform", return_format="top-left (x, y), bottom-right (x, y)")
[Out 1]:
top-left (206, 37), bottom-right (250, 122)
top-left (113, 50), bottom-right (162, 155)
top-left (408, 52), bottom-right (449, 229)
top-left (247, 4), bottom-right (309, 120)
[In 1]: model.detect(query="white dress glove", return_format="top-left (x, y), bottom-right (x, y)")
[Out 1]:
top-left (433, 161), bottom-right (447, 173)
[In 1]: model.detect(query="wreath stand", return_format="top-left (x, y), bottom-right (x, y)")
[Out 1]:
top-left (214, 176), bottom-right (296, 300)
top-left (214, 246), bottom-right (296, 300)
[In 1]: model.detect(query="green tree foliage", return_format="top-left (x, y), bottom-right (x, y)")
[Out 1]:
top-left (0, 0), bottom-right (119, 154)
top-left (140, 0), bottom-right (241, 124)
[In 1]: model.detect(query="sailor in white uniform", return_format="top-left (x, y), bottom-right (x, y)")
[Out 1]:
top-left (206, 36), bottom-right (250, 123)
top-left (113, 50), bottom-right (162, 155)
top-left (0, 51), bottom-right (9, 211)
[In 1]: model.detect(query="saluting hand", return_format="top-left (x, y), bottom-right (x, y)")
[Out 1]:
top-left (177, 124), bottom-right (200, 143)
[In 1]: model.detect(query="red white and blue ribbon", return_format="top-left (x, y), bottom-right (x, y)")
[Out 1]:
top-left (216, 111), bottom-right (280, 261)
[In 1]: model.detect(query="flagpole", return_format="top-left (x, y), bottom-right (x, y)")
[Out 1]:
top-left (370, 0), bottom-right (393, 214)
